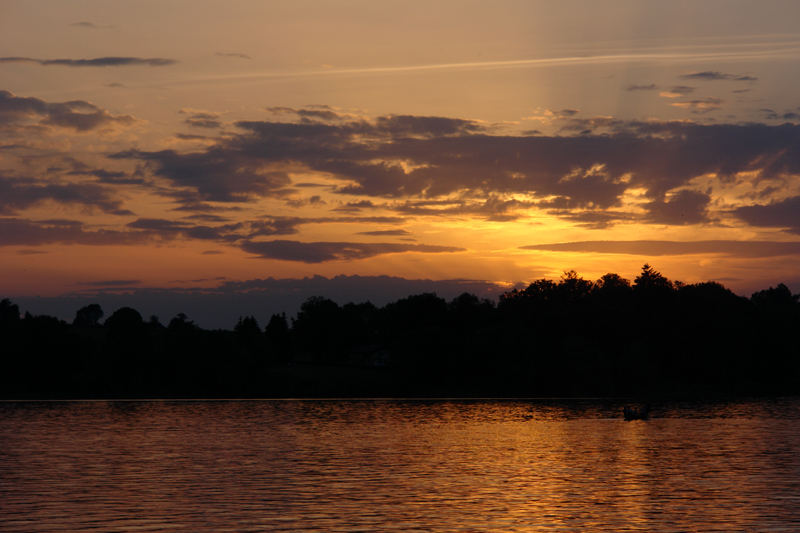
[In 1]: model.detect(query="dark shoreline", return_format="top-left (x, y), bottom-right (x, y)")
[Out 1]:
top-left (3, 266), bottom-right (798, 401)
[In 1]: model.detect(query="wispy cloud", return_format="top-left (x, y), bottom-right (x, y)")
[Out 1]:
top-left (0, 218), bottom-right (149, 247)
top-left (670, 97), bottom-right (723, 113)
top-left (240, 240), bottom-right (464, 263)
top-left (680, 71), bottom-right (757, 81)
top-left (172, 44), bottom-right (798, 86)
top-left (521, 240), bottom-right (800, 258)
top-left (626, 83), bottom-right (658, 91)
top-left (0, 56), bottom-right (176, 67)
top-left (70, 21), bottom-right (114, 30)
top-left (78, 279), bottom-right (141, 287)
top-left (216, 52), bottom-right (251, 60)
top-left (659, 85), bottom-right (695, 98)
top-left (179, 108), bottom-right (222, 129)
top-left (356, 229), bottom-right (411, 236)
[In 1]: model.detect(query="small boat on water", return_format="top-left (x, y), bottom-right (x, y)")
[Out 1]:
top-left (623, 404), bottom-right (650, 421)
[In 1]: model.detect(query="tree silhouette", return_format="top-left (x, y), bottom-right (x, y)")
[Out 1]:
top-left (265, 313), bottom-right (291, 362)
top-left (751, 283), bottom-right (798, 311)
top-left (0, 298), bottom-right (20, 324)
top-left (595, 272), bottom-right (631, 295)
top-left (634, 263), bottom-right (674, 292)
top-left (234, 315), bottom-right (260, 336)
top-left (0, 265), bottom-right (798, 398)
top-left (105, 307), bottom-right (144, 332)
top-left (168, 312), bottom-right (195, 331)
top-left (292, 296), bottom-right (342, 361)
top-left (73, 304), bottom-right (103, 327)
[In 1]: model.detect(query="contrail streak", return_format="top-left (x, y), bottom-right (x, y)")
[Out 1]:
top-left (170, 42), bottom-right (800, 87)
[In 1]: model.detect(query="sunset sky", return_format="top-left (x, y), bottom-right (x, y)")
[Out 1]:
top-left (2, 0), bottom-right (800, 325)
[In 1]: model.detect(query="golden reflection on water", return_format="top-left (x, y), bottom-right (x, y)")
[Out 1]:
top-left (1, 399), bottom-right (800, 531)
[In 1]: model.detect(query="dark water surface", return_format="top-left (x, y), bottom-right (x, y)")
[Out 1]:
top-left (2, 399), bottom-right (800, 531)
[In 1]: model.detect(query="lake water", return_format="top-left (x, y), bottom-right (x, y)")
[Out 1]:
top-left (1, 399), bottom-right (800, 531)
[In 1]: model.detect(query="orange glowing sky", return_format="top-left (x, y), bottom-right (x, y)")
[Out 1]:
top-left (2, 0), bottom-right (800, 319)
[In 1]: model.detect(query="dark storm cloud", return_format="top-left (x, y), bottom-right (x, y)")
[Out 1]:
top-left (521, 240), bottom-right (800, 258)
top-left (626, 84), bottom-right (658, 91)
top-left (733, 196), bottom-right (800, 234)
top-left (0, 174), bottom-right (132, 215)
top-left (679, 71), bottom-right (757, 82)
top-left (0, 90), bottom-right (134, 131)
top-left (644, 189), bottom-right (711, 225)
top-left (240, 240), bottom-right (464, 263)
top-left (0, 56), bottom-right (176, 67)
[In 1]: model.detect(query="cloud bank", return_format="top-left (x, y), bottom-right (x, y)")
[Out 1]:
top-left (114, 109), bottom-right (800, 231)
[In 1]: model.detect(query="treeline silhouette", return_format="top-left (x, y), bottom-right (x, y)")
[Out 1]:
top-left (1, 265), bottom-right (798, 398)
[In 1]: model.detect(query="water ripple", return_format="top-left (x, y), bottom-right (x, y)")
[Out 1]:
top-left (1, 399), bottom-right (800, 531)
